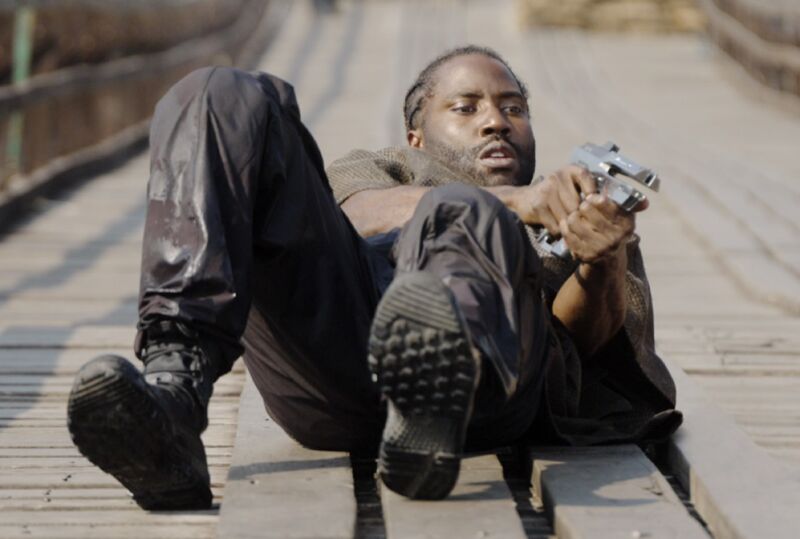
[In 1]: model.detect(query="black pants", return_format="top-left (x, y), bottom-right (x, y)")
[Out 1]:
top-left (137, 67), bottom-right (550, 451)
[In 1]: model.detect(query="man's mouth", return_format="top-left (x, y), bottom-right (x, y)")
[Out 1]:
top-left (478, 143), bottom-right (516, 169)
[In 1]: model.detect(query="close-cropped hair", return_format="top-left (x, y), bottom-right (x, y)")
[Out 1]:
top-left (403, 45), bottom-right (529, 132)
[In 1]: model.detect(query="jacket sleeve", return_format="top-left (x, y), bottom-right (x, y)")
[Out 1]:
top-left (527, 226), bottom-right (677, 407)
top-left (326, 148), bottom-right (415, 205)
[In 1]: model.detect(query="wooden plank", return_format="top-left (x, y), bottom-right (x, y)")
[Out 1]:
top-left (0, 454), bottom-right (233, 469)
top-left (0, 466), bottom-right (233, 489)
top-left (0, 401), bottom-right (239, 421)
top-left (0, 373), bottom-right (244, 395)
top-left (216, 375), bottom-right (356, 539)
top-left (665, 360), bottom-right (800, 538)
top-left (0, 298), bottom-right (138, 325)
top-left (381, 453), bottom-right (527, 539)
top-left (0, 510), bottom-right (219, 526)
top-left (0, 524), bottom-right (214, 539)
top-left (0, 497), bottom-right (138, 511)
top-left (682, 365), bottom-right (800, 377)
top-left (0, 427), bottom-right (237, 449)
top-left (0, 325), bottom-right (136, 348)
top-left (531, 445), bottom-right (707, 539)
top-left (0, 487), bottom-right (138, 500)
top-left (0, 446), bottom-right (232, 458)
top-left (0, 413), bottom-right (238, 429)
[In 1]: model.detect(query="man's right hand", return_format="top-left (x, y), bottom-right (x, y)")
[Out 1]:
top-left (503, 165), bottom-right (597, 234)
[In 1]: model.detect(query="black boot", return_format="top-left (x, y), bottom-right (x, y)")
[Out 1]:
top-left (368, 271), bottom-right (480, 500)
top-left (67, 323), bottom-right (219, 510)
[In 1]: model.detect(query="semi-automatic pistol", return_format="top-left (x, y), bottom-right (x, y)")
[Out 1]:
top-left (536, 141), bottom-right (660, 259)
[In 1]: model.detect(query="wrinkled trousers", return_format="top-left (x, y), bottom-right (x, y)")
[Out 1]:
top-left (136, 67), bottom-right (550, 451)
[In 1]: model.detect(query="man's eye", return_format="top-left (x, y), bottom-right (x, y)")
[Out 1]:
top-left (452, 105), bottom-right (476, 113)
top-left (503, 105), bottom-right (525, 115)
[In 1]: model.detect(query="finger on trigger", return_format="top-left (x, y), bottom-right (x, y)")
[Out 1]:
top-left (586, 193), bottom-right (616, 214)
top-left (580, 194), bottom-right (597, 211)
top-left (632, 197), bottom-right (650, 212)
top-left (575, 168), bottom-right (596, 197)
top-left (541, 213), bottom-right (560, 236)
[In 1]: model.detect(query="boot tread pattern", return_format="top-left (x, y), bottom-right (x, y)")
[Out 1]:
top-left (368, 272), bottom-right (478, 500)
top-left (67, 355), bottom-right (212, 510)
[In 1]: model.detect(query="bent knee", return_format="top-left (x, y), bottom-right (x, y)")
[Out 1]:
top-left (425, 183), bottom-right (501, 207)
top-left (203, 67), bottom-right (278, 116)
top-left (417, 183), bottom-right (513, 225)
top-left (157, 67), bottom-right (290, 120)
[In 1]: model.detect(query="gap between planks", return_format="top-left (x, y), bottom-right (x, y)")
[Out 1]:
top-left (217, 375), bottom-right (528, 539)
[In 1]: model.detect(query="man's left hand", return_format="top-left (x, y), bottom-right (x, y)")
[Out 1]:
top-left (559, 193), bottom-right (647, 264)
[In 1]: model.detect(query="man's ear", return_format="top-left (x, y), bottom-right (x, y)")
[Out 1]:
top-left (407, 129), bottom-right (424, 148)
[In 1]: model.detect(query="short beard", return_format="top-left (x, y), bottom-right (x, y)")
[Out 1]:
top-left (423, 134), bottom-right (536, 187)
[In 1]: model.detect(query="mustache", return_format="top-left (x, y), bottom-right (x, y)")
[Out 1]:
top-left (469, 137), bottom-right (521, 159)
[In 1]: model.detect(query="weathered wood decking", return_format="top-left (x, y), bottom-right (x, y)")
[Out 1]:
top-left (1, 0), bottom-right (800, 537)
top-left (0, 157), bottom-right (245, 537)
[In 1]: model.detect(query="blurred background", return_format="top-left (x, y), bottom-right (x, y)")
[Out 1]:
top-left (0, 0), bottom-right (797, 218)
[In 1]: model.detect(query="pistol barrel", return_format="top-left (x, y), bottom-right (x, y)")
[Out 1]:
top-left (571, 142), bottom-right (660, 192)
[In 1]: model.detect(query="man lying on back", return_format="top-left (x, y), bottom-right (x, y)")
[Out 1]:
top-left (67, 45), bottom-right (680, 509)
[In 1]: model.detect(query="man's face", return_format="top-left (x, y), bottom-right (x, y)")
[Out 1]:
top-left (409, 54), bottom-right (536, 186)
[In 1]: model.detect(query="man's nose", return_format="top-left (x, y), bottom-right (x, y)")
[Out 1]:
top-left (479, 107), bottom-right (511, 137)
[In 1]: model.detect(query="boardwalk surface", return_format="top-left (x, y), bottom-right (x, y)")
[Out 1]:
top-left (1, 0), bottom-right (799, 536)
top-left (0, 156), bottom-right (244, 537)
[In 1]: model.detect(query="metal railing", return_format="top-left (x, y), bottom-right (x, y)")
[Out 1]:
top-left (700, 0), bottom-right (800, 100)
top-left (0, 0), bottom-right (277, 201)
top-left (709, 0), bottom-right (800, 47)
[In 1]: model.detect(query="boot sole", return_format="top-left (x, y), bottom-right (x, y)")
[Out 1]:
top-left (368, 272), bottom-right (479, 500)
top-left (67, 355), bottom-right (212, 510)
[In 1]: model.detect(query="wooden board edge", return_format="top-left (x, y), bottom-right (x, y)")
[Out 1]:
top-left (380, 453), bottom-right (527, 539)
top-left (216, 373), bottom-right (356, 539)
top-left (664, 356), bottom-right (800, 538)
top-left (530, 445), bottom-right (707, 539)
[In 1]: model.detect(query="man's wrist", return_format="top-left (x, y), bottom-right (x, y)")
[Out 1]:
top-left (485, 185), bottom-right (517, 210)
top-left (576, 247), bottom-right (626, 288)
top-left (485, 184), bottom-right (537, 224)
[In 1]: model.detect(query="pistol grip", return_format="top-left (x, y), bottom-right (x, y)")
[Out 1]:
top-left (536, 233), bottom-right (572, 260)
